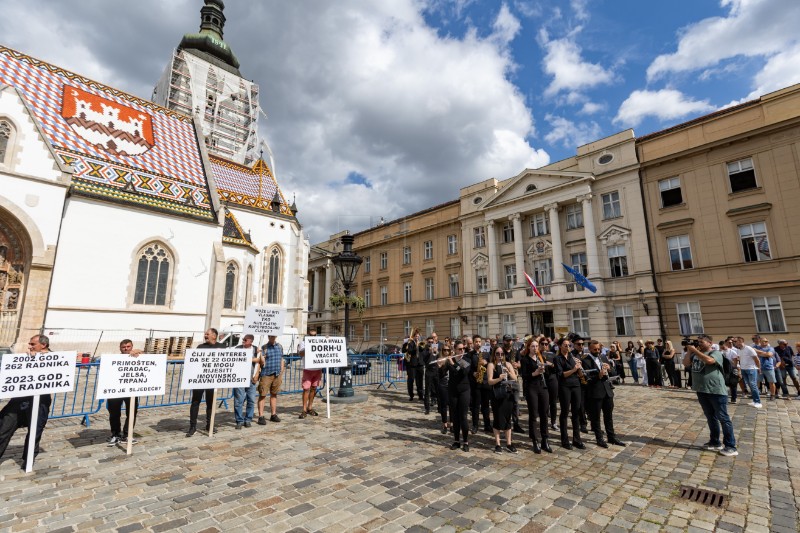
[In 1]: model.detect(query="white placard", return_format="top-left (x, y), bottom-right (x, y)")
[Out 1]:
top-left (243, 306), bottom-right (286, 335)
top-left (304, 337), bottom-right (348, 370)
top-left (0, 351), bottom-right (77, 399)
top-left (180, 348), bottom-right (251, 389)
top-left (96, 354), bottom-right (168, 400)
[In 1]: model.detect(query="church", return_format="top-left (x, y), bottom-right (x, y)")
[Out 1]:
top-left (0, 0), bottom-right (309, 352)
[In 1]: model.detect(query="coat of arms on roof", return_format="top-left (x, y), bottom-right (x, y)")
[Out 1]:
top-left (61, 85), bottom-right (155, 156)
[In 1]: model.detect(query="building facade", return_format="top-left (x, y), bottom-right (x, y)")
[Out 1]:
top-left (638, 84), bottom-right (800, 340)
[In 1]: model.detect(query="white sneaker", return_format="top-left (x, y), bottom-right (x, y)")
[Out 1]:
top-left (753, 402), bottom-right (763, 409)
top-left (719, 447), bottom-right (738, 457)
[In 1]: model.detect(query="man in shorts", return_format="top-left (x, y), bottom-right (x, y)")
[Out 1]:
top-left (257, 335), bottom-right (285, 423)
top-left (299, 328), bottom-right (322, 419)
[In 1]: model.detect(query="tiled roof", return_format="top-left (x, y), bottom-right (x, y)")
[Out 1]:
top-left (222, 208), bottom-right (258, 251)
top-left (209, 155), bottom-right (291, 215)
top-left (0, 46), bottom-right (214, 220)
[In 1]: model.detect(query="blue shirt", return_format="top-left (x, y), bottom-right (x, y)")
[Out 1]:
top-left (261, 342), bottom-right (283, 376)
top-left (758, 345), bottom-right (776, 371)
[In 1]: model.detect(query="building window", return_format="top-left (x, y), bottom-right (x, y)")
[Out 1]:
top-left (223, 262), bottom-right (237, 309)
top-left (349, 324), bottom-right (355, 342)
top-left (380, 285), bottom-right (388, 306)
top-left (659, 177), bottom-right (683, 208)
top-left (364, 256), bottom-right (371, 273)
top-left (667, 235), bottom-right (693, 270)
top-left (739, 222), bottom-right (771, 262)
top-left (425, 278), bottom-right (434, 300)
top-left (364, 288), bottom-right (371, 308)
top-left (728, 158), bottom-right (757, 193)
top-left (752, 296), bottom-right (786, 333)
top-left (476, 270), bottom-right (488, 293)
top-left (530, 213), bottom-right (549, 237)
top-left (608, 245), bottom-right (629, 278)
top-left (477, 315), bottom-right (488, 337)
top-left (265, 247), bottom-right (282, 304)
top-left (245, 266), bottom-right (253, 306)
top-left (0, 120), bottom-right (12, 165)
top-left (601, 191), bottom-right (622, 219)
top-left (566, 204), bottom-right (583, 229)
top-left (379, 251), bottom-right (388, 270)
top-left (677, 302), bottom-right (704, 335)
top-left (133, 242), bottom-right (172, 306)
top-left (423, 240), bottom-right (433, 260)
top-left (450, 317), bottom-right (461, 338)
top-left (569, 253), bottom-right (586, 291)
top-left (403, 246), bottom-right (411, 265)
top-left (449, 274), bottom-right (459, 297)
top-left (425, 319), bottom-right (435, 337)
top-left (502, 222), bottom-right (514, 243)
top-left (380, 322), bottom-right (387, 341)
top-left (614, 305), bottom-right (635, 336)
top-left (533, 259), bottom-right (552, 287)
top-left (473, 227), bottom-right (485, 248)
top-left (571, 309), bottom-right (590, 338)
top-left (447, 234), bottom-right (458, 255)
top-left (504, 264), bottom-right (516, 289)
top-left (363, 323), bottom-right (370, 342)
top-left (403, 282), bottom-right (412, 303)
top-left (503, 314), bottom-right (516, 336)
top-left (404, 320), bottom-right (411, 338)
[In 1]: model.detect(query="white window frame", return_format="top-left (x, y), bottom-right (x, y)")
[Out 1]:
top-left (348, 324), bottom-right (355, 342)
top-left (403, 281), bottom-right (412, 304)
top-left (614, 305), bottom-right (635, 336)
top-left (476, 270), bottom-right (488, 294)
top-left (727, 157), bottom-right (757, 193)
top-left (379, 251), bottom-right (388, 270)
top-left (571, 309), bottom-right (590, 338)
top-left (380, 285), bottom-right (388, 306)
top-left (530, 212), bottom-right (549, 237)
top-left (450, 317), bottom-right (461, 339)
top-left (477, 315), bottom-right (489, 338)
top-left (423, 240), bottom-right (433, 260)
top-left (380, 322), bottom-right (388, 341)
top-left (425, 278), bottom-right (434, 300)
top-left (566, 204), bottom-right (583, 230)
top-left (447, 234), bottom-right (458, 255)
top-left (363, 256), bottom-right (371, 273)
top-left (363, 288), bottom-right (371, 308)
top-left (752, 296), bottom-right (786, 333)
top-left (667, 235), bottom-right (693, 271)
top-left (608, 244), bottom-right (629, 278)
top-left (403, 246), bottom-right (411, 265)
top-left (504, 264), bottom-right (517, 289)
top-left (449, 273), bottom-right (459, 297)
top-left (677, 302), bottom-right (704, 335)
top-left (404, 320), bottom-right (411, 338)
top-left (473, 226), bottom-right (485, 248)
top-left (739, 222), bottom-right (771, 262)
top-left (658, 177), bottom-right (683, 208)
top-left (503, 314), bottom-right (516, 336)
top-left (425, 319), bottom-right (435, 337)
top-left (502, 222), bottom-right (514, 243)
top-left (601, 191), bottom-right (622, 219)
top-left (533, 258), bottom-right (552, 287)
top-left (363, 323), bottom-right (370, 342)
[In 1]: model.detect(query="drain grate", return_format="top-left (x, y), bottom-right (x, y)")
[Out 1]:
top-left (679, 485), bottom-right (726, 507)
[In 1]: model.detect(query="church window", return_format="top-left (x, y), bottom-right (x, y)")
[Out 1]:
top-left (223, 262), bottom-right (237, 309)
top-left (0, 120), bottom-right (12, 165)
top-left (245, 265), bottom-right (253, 306)
top-left (265, 247), bottom-right (282, 304)
top-left (133, 242), bottom-right (172, 306)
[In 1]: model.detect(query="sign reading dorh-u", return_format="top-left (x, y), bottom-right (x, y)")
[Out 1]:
top-left (0, 351), bottom-right (77, 399)
top-left (243, 305), bottom-right (286, 336)
top-left (304, 337), bottom-right (348, 370)
top-left (180, 348), bottom-right (251, 389)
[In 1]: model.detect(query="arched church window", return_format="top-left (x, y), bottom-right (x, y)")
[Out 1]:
top-left (0, 120), bottom-right (12, 165)
top-left (133, 242), bottom-right (172, 306)
top-left (223, 261), bottom-right (237, 309)
top-left (245, 265), bottom-right (253, 306)
top-left (266, 247), bottom-right (282, 304)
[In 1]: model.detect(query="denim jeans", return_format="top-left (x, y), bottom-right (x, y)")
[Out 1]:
top-left (696, 392), bottom-right (736, 449)
top-left (234, 384), bottom-right (257, 424)
top-left (741, 369), bottom-right (760, 403)
top-left (627, 359), bottom-right (639, 382)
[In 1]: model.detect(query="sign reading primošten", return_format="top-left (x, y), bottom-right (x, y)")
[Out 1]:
top-left (180, 349), bottom-right (251, 389)
top-left (243, 306), bottom-right (286, 336)
top-left (0, 351), bottom-right (77, 399)
top-left (96, 354), bottom-right (168, 400)
top-left (304, 337), bottom-right (347, 370)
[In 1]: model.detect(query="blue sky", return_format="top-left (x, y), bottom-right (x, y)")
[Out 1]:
top-left (2, 0), bottom-right (800, 241)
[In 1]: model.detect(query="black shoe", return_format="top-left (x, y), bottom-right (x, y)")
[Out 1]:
top-left (608, 437), bottom-right (626, 447)
top-left (244, 422), bottom-right (252, 428)
top-left (532, 440), bottom-right (541, 454)
top-left (462, 443), bottom-right (470, 452)
top-left (424, 409), bottom-right (430, 415)
top-left (471, 425), bottom-right (478, 435)
top-left (573, 441), bottom-right (586, 449)
top-left (506, 444), bottom-right (518, 454)
top-left (450, 441), bottom-right (461, 450)
top-left (236, 423), bottom-right (243, 429)
top-left (550, 423), bottom-right (559, 431)
top-left (186, 426), bottom-right (196, 437)
top-left (270, 414), bottom-right (281, 423)
top-left (494, 445), bottom-right (503, 454)
top-left (513, 424), bottom-right (525, 434)
top-left (561, 441), bottom-right (572, 450)
top-left (580, 426), bottom-right (589, 434)
top-left (596, 439), bottom-right (608, 448)
top-left (541, 439), bottom-right (553, 453)
top-left (257, 416), bottom-right (267, 425)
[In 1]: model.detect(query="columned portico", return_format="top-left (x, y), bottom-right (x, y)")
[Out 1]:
top-left (324, 260), bottom-right (332, 310)
top-left (510, 213), bottom-right (525, 286)
top-left (544, 203), bottom-right (564, 282)
top-left (578, 194), bottom-right (600, 278)
top-left (312, 267), bottom-right (321, 310)
top-left (486, 220), bottom-right (499, 290)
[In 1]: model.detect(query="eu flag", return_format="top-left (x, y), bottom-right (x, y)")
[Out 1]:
top-left (561, 263), bottom-right (597, 293)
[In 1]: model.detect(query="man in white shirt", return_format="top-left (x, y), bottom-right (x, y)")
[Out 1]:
top-left (734, 337), bottom-right (761, 408)
top-left (720, 338), bottom-right (739, 403)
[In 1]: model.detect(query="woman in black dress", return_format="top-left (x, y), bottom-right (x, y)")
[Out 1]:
top-left (446, 341), bottom-right (471, 451)
top-left (519, 337), bottom-right (552, 453)
top-left (609, 343), bottom-right (625, 384)
top-left (555, 337), bottom-right (585, 450)
top-left (487, 345), bottom-right (518, 454)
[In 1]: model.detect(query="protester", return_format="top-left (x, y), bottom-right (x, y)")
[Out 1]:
top-left (754, 337), bottom-right (777, 401)
top-left (234, 334), bottom-right (259, 428)
top-left (298, 328), bottom-right (322, 420)
top-left (187, 328), bottom-right (225, 436)
top-left (257, 334), bottom-right (285, 424)
top-left (105, 339), bottom-right (141, 445)
top-left (775, 340), bottom-right (800, 397)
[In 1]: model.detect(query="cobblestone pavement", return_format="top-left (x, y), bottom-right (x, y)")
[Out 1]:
top-left (1, 384), bottom-right (799, 533)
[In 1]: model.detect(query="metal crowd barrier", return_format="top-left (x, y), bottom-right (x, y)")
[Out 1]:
top-left (3, 355), bottom-right (411, 425)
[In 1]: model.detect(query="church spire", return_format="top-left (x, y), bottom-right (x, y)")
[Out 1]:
top-left (199, 0), bottom-right (226, 39)
top-left (178, 0), bottom-right (240, 72)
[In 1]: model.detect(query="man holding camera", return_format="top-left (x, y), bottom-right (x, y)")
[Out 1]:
top-left (683, 335), bottom-right (737, 457)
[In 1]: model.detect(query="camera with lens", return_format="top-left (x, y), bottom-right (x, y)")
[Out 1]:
top-left (681, 336), bottom-right (699, 348)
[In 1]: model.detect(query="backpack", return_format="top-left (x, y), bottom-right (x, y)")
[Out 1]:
top-left (720, 355), bottom-right (739, 387)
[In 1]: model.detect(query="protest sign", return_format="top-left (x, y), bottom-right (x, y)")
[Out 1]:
top-left (96, 354), bottom-right (167, 400)
top-left (0, 351), bottom-right (77, 399)
top-left (304, 337), bottom-right (347, 369)
top-left (243, 306), bottom-right (286, 336)
top-left (180, 348), bottom-right (251, 389)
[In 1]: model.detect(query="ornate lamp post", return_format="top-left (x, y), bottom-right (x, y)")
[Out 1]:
top-left (332, 234), bottom-right (362, 397)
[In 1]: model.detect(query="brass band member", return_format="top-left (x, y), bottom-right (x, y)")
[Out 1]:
top-left (436, 346), bottom-right (451, 434)
top-left (520, 337), bottom-right (552, 453)
top-left (403, 328), bottom-right (423, 402)
top-left (539, 336), bottom-right (560, 431)
top-left (488, 345), bottom-right (518, 453)
top-left (581, 340), bottom-right (626, 448)
top-left (555, 337), bottom-right (585, 449)
top-left (468, 335), bottom-right (491, 434)
top-left (446, 340), bottom-right (471, 451)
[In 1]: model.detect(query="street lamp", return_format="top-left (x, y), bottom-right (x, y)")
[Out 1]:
top-left (332, 234), bottom-right (362, 397)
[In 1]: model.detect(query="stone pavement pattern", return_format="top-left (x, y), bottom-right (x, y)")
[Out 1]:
top-left (0, 385), bottom-right (798, 532)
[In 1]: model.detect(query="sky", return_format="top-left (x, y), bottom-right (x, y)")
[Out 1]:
top-left (2, 0), bottom-right (800, 243)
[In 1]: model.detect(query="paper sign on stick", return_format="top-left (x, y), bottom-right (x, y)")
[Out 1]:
top-left (0, 351), bottom-right (77, 399)
top-left (243, 306), bottom-right (286, 336)
top-left (96, 354), bottom-right (167, 400)
top-left (180, 349), bottom-right (251, 389)
top-left (304, 337), bottom-right (347, 370)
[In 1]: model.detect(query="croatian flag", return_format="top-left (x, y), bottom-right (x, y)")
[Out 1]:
top-left (757, 236), bottom-right (771, 257)
top-left (523, 271), bottom-right (545, 302)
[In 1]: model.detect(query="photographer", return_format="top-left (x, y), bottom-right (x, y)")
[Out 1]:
top-left (682, 335), bottom-right (737, 457)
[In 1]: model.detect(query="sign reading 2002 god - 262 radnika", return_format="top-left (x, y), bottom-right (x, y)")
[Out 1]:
top-left (0, 351), bottom-right (77, 399)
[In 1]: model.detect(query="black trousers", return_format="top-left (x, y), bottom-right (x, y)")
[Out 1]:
top-left (663, 359), bottom-right (677, 386)
top-left (0, 395), bottom-right (52, 463)
top-left (558, 384), bottom-right (582, 443)
top-left (579, 387), bottom-right (587, 428)
top-left (586, 395), bottom-right (616, 441)
top-left (449, 388), bottom-right (470, 443)
top-left (524, 380), bottom-right (549, 442)
top-left (406, 366), bottom-right (423, 400)
top-left (424, 369), bottom-right (438, 411)
top-left (480, 386), bottom-right (493, 430)
top-left (646, 359), bottom-right (662, 386)
top-left (546, 375), bottom-right (558, 424)
top-left (437, 382), bottom-right (450, 424)
top-left (469, 384), bottom-right (481, 428)
top-left (189, 388), bottom-right (215, 427)
top-left (107, 397), bottom-right (139, 436)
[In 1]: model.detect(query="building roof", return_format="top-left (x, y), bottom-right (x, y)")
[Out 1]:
top-left (0, 46), bottom-right (215, 220)
top-left (222, 208), bottom-right (258, 251)
top-left (210, 155), bottom-right (291, 215)
top-left (636, 99), bottom-right (760, 143)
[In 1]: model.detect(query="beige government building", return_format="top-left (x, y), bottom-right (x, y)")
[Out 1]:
top-left (308, 83), bottom-right (800, 347)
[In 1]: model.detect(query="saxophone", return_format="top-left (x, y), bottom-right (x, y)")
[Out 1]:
top-left (475, 356), bottom-right (487, 384)
top-left (575, 358), bottom-right (588, 385)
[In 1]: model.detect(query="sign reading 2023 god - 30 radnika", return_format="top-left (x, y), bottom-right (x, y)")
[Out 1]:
top-left (0, 351), bottom-right (77, 398)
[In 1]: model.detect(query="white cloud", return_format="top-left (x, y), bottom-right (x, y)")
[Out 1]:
top-left (539, 29), bottom-right (613, 99)
top-left (570, 0), bottom-right (589, 22)
top-left (578, 101), bottom-right (605, 115)
top-left (613, 89), bottom-right (715, 127)
top-left (647, 0), bottom-right (800, 81)
top-left (544, 114), bottom-right (601, 148)
top-left (491, 4), bottom-right (521, 45)
top-left (744, 42), bottom-right (800, 99)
